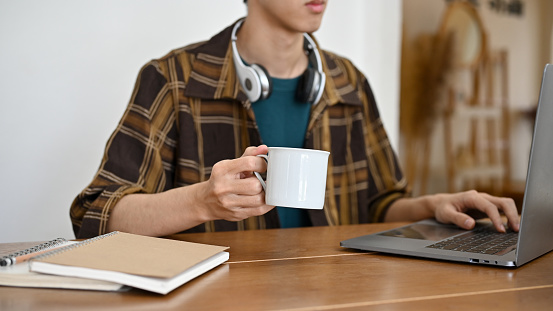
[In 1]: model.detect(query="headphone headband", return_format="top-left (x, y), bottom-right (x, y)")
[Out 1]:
top-left (231, 19), bottom-right (326, 104)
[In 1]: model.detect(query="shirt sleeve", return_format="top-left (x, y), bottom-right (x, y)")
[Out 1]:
top-left (360, 75), bottom-right (410, 222)
top-left (70, 61), bottom-right (177, 238)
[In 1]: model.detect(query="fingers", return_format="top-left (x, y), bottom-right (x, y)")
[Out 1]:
top-left (212, 154), bottom-right (268, 178)
top-left (460, 190), bottom-right (506, 232)
top-left (240, 145), bottom-right (269, 177)
top-left (455, 212), bottom-right (476, 230)
top-left (211, 174), bottom-right (264, 197)
top-left (209, 185), bottom-right (274, 221)
top-left (223, 204), bottom-right (276, 222)
top-left (208, 179), bottom-right (274, 222)
top-left (480, 193), bottom-right (520, 231)
top-left (437, 190), bottom-right (520, 233)
top-left (203, 175), bottom-right (273, 222)
top-left (241, 145), bottom-right (269, 157)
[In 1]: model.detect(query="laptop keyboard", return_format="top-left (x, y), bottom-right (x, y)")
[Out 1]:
top-left (425, 227), bottom-right (518, 255)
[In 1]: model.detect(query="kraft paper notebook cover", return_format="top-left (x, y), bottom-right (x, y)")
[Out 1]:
top-left (29, 231), bottom-right (229, 294)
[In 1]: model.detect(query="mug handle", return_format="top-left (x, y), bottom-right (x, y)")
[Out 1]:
top-left (253, 154), bottom-right (268, 191)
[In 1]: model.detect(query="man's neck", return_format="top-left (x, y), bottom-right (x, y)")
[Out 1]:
top-left (235, 17), bottom-right (308, 79)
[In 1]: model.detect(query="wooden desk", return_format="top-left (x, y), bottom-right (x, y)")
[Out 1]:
top-left (1, 223), bottom-right (553, 310)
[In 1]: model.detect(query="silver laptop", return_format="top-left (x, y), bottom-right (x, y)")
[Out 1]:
top-left (341, 64), bottom-right (553, 267)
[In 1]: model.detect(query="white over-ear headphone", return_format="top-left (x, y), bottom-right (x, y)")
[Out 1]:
top-left (231, 19), bottom-right (326, 104)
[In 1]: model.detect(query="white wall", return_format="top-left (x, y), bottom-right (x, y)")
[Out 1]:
top-left (0, 0), bottom-right (402, 243)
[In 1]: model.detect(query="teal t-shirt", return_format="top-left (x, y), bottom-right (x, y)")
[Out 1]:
top-left (251, 76), bottom-right (312, 228)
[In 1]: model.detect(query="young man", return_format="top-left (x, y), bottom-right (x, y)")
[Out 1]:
top-left (70, 0), bottom-right (519, 238)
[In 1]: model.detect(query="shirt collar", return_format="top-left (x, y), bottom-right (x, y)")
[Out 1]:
top-left (183, 19), bottom-right (363, 109)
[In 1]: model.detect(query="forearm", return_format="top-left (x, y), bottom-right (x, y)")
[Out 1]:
top-left (107, 182), bottom-right (210, 237)
top-left (384, 195), bottom-right (435, 223)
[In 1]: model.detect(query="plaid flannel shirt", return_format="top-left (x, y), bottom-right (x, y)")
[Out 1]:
top-left (70, 20), bottom-right (409, 238)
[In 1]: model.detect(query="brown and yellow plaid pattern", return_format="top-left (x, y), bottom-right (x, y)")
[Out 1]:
top-left (70, 21), bottom-right (409, 238)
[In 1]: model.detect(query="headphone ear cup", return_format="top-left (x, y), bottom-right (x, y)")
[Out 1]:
top-left (250, 64), bottom-right (273, 100)
top-left (296, 68), bottom-right (316, 103)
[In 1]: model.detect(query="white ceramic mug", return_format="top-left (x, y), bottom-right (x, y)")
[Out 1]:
top-left (253, 147), bottom-right (330, 209)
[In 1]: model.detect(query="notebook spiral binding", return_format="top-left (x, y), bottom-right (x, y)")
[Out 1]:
top-left (30, 231), bottom-right (120, 262)
top-left (0, 237), bottom-right (68, 266)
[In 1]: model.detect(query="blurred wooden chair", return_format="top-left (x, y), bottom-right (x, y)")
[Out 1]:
top-left (443, 50), bottom-right (511, 197)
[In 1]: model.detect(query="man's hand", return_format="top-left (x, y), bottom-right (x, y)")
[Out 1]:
top-left (386, 190), bottom-right (520, 232)
top-left (430, 190), bottom-right (520, 232)
top-left (198, 145), bottom-right (275, 222)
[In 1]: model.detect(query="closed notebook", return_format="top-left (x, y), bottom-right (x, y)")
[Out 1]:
top-left (0, 239), bottom-right (124, 292)
top-left (29, 231), bottom-right (229, 295)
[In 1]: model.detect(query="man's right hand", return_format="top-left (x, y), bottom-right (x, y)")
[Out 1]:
top-left (196, 145), bottom-right (275, 222)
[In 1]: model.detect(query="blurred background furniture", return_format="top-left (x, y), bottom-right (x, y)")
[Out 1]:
top-left (400, 0), bottom-right (526, 209)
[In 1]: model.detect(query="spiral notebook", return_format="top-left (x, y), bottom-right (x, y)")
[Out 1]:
top-left (1, 238), bottom-right (70, 266)
top-left (0, 239), bottom-right (124, 291)
top-left (28, 231), bottom-right (229, 294)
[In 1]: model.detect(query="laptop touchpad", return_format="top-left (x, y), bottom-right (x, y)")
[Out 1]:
top-left (378, 223), bottom-right (466, 241)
